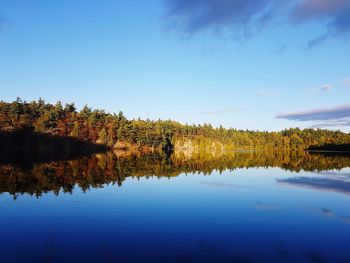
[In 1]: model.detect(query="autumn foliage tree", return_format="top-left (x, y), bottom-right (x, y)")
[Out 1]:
top-left (1, 98), bottom-right (350, 150)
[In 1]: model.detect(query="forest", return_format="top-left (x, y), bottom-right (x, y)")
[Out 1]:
top-left (1, 98), bottom-right (350, 151)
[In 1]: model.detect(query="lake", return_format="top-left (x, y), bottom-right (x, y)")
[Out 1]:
top-left (1, 151), bottom-right (350, 263)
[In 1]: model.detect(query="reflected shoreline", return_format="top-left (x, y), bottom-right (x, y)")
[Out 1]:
top-left (1, 150), bottom-right (350, 198)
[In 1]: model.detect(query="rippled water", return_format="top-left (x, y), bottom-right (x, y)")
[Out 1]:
top-left (1, 151), bottom-right (350, 263)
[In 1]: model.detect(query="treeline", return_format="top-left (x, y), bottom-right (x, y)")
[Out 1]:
top-left (0, 98), bottom-right (173, 150)
top-left (1, 98), bottom-right (350, 150)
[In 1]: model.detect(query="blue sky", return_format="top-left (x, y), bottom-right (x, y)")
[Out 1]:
top-left (0, 0), bottom-right (350, 131)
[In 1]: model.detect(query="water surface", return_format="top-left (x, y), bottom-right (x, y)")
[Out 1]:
top-left (1, 151), bottom-right (350, 263)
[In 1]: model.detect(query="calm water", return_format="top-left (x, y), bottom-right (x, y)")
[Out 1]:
top-left (1, 151), bottom-right (350, 263)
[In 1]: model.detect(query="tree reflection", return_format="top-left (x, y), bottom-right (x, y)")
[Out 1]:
top-left (0, 150), bottom-right (349, 198)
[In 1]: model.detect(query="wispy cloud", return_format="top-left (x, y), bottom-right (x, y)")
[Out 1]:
top-left (202, 108), bottom-right (246, 115)
top-left (271, 44), bottom-right (287, 54)
top-left (320, 83), bottom-right (333, 91)
top-left (277, 104), bottom-right (350, 128)
top-left (163, 0), bottom-right (350, 46)
top-left (256, 89), bottom-right (276, 96)
top-left (293, 0), bottom-right (350, 47)
top-left (164, 0), bottom-right (289, 38)
top-left (276, 104), bottom-right (350, 122)
top-left (341, 78), bottom-right (350, 87)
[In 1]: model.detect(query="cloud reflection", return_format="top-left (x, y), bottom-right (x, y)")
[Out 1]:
top-left (308, 207), bottom-right (350, 224)
top-left (201, 181), bottom-right (250, 189)
top-left (277, 174), bottom-right (350, 195)
top-left (256, 201), bottom-right (279, 210)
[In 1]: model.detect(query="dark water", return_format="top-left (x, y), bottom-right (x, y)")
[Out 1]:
top-left (1, 151), bottom-right (350, 263)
